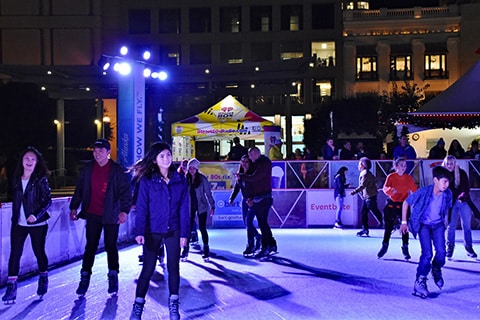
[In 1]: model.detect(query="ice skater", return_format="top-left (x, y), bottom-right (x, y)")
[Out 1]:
top-left (130, 142), bottom-right (190, 319)
top-left (442, 155), bottom-right (478, 259)
top-left (2, 147), bottom-right (52, 304)
top-left (333, 166), bottom-right (349, 229)
top-left (377, 158), bottom-right (417, 259)
top-left (400, 166), bottom-right (452, 298)
top-left (351, 157), bottom-right (383, 237)
top-left (184, 158), bottom-right (215, 262)
top-left (229, 155), bottom-right (262, 256)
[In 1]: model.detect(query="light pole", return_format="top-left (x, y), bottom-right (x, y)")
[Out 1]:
top-left (99, 47), bottom-right (168, 168)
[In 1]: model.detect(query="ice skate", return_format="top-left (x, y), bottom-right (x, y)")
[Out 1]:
top-left (107, 270), bottom-right (118, 296)
top-left (412, 275), bottom-right (429, 299)
top-left (377, 243), bottom-right (388, 258)
top-left (180, 246), bottom-right (189, 262)
top-left (190, 231), bottom-right (199, 245)
top-left (76, 271), bottom-right (90, 297)
top-left (432, 268), bottom-right (444, 289)
top-left (169, 294), bottom-right (180, 320)
top-left (465, 246), bottom-right (477, 259)
top-left (446, 243), bottom-right (454, 260)
top-left (334, 220), bottom-right (343, 229)
top-left (401, 244), bottom-right (411, 260)
top-left (202, 245), bottom-right (210, 262)
top-left (130, 298), bottom-right (145, 320)
top-left (2, 280), bottom-right (17, 304)
top-left (138, 254), bottom-right (144, 263)
top-left (254, 234), bottom-right (262, 252)
top-left (37, 273), bottom-right (48, 297)
top-left (243, 245), bottom-right (255, 257)
top-left (356, 228), bottom-right (369, 237)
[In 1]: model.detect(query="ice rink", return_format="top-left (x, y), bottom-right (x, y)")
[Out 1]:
top-left (1, 228), bottom-right (479, 319)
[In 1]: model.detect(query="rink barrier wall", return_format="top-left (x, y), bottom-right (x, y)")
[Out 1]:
top-left (1, 159), bottom-right (479, 285)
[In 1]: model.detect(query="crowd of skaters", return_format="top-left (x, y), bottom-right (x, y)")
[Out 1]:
top-left (2, 134), bottom-right (480, 318)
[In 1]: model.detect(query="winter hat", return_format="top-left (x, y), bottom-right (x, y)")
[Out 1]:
top-left (188, 158), bottom-right (200, 170)
top-left (437, 138), bottom-right (445, 145)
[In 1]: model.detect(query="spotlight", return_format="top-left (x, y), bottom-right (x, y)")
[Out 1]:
top-left (120, 46), bottom-right (128, 56)
top-left (143, 51), bottom-right (151, 60)
top-left (118, 62), bottom-right (132, 75)
top-left (151, 72), bottom-right (159, 79)
top-left (158, 71), bottom-right (168, 81)
top-left (102, 62), bottom-right (111, 71)
top-left (143, 68), bottom-right (152, 78)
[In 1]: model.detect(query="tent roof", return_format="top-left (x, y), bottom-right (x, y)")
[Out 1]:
top-left (400, 60), bottom-right (480, 129)
top-left (171, 95), bottom-right (274, 140)
top-left (415, 60), bottom-right (480, 114)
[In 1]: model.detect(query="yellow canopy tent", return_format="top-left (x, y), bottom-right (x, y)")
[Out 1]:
top-left (171, 95), bottom-right (278, 160)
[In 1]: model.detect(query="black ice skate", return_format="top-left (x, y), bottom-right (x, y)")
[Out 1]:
top-left (180, 246), bottom-right (189, 262)
top-left (412, 275), bottom-right (429, 299)
top-left (401, 244), bottom-right (411, 260)
top-left (2, 280), bottom-right (17, 304)
top-left (254, 234), bottom-right (262, 252)
top-left (130, 299), bottom-right (145, 320)
top-left (37, 273), bottom-right (48, 297)
top-left (432, 268), bottom-right (444, 289)
top-left (446, 243), bottom-right (454, 260)
top-left (107, 270), bottom-right (118, 296)
top-left (202, 245), bottom-right (210, 262)
top-left (243, 245), bottom-right (255, 257)
top-left (465, 246), bottom-right (478, 259)
top-left (356, 228), bottom-right (369, 237)
top-left (169, 294), bottom-right (180, 320)
top-left (76, 271), bottom-right (90, 297)
top-left (377, 243), bottom-right (388, 259)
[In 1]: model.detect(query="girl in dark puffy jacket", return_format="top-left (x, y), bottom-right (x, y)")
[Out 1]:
top-left (130, 142), bottom-right (190, 320)
top-left (2, 146), bottom-right (51, 303)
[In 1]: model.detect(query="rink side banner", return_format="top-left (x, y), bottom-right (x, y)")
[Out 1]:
top-left (212, 190), bottom-right (245, 228)
top-left (199, 162), bottom-right (286, 191)
top-left (306, 190), bottom-right (357, 226)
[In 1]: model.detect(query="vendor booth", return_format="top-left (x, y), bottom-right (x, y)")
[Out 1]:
top-left (171, 95), bottom-right (280, 161)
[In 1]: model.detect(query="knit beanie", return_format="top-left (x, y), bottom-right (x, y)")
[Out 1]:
top-left (188, 158), bottom-right (200, 170)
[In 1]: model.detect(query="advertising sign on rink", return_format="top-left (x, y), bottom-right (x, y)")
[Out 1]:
top-left (306, 190), bottom-right (357, 226)
top-left (211, 190), bottom-right (245, 228)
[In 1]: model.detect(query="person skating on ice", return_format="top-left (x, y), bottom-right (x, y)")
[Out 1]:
top-left (351, 157), bottom-right (383, 237)
top-left (400, 166), bottom-right (452, 299)
top-left (377, 158), bottom-right (418, 259)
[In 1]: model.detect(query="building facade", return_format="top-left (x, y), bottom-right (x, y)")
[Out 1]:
top-left (0, 1), bottom-right (479, 165)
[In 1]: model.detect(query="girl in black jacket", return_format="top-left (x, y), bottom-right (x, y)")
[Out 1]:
top-left (2, 147), bottom-right (51, 303)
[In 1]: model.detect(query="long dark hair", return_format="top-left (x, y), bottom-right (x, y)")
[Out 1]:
top-left (14, 146), bottom-right (49, 180)
top-left (335, 166), bottom-right (348, 183)
top-left (132, 142), bottom-right (175, 180)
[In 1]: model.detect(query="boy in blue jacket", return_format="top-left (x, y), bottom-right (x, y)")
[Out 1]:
top-left (399, 166), bottom-right (452, 299)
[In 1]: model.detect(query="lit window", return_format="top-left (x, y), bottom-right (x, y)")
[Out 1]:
top-left (390, 55), bottom-right (412, 81)
top-left (356, 56), bottom-right (378, 81)
top-left (425, 54), bottom-right (448, 79)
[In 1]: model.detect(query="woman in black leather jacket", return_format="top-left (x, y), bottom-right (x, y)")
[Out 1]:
top-left (2, 146), bottom-right (52, 304)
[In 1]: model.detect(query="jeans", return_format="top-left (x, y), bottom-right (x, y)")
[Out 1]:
top-left (335, 196), bottom-right (344, 222)
top-left (81, 214), bottom-right (120, 274)
top-left (136, 230), bottom-right (181, 298)
top-left (416, 222), bottom-right (446, 278)
top-left (8, 224), bottom-right (48, 276)
top-left (251, 196), bottom-right (274, 248)
top-left (447, 201), bottom-right (473, 247)
top-left (242, 198), bottom-right (260, 246)
top-left (361, 195), bottom-right (383, 230)
top-left (382, 201), bottom-right (409, 245)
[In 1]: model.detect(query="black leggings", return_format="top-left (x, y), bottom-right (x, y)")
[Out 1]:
top-left (194, 211), bottom-right (209, 246)
top-left (135, 230), bottom-right (181, 298)
top-left (382, 201), bottom-right (409, 245)
top-left (8, 224), bottom-right (48, 276)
